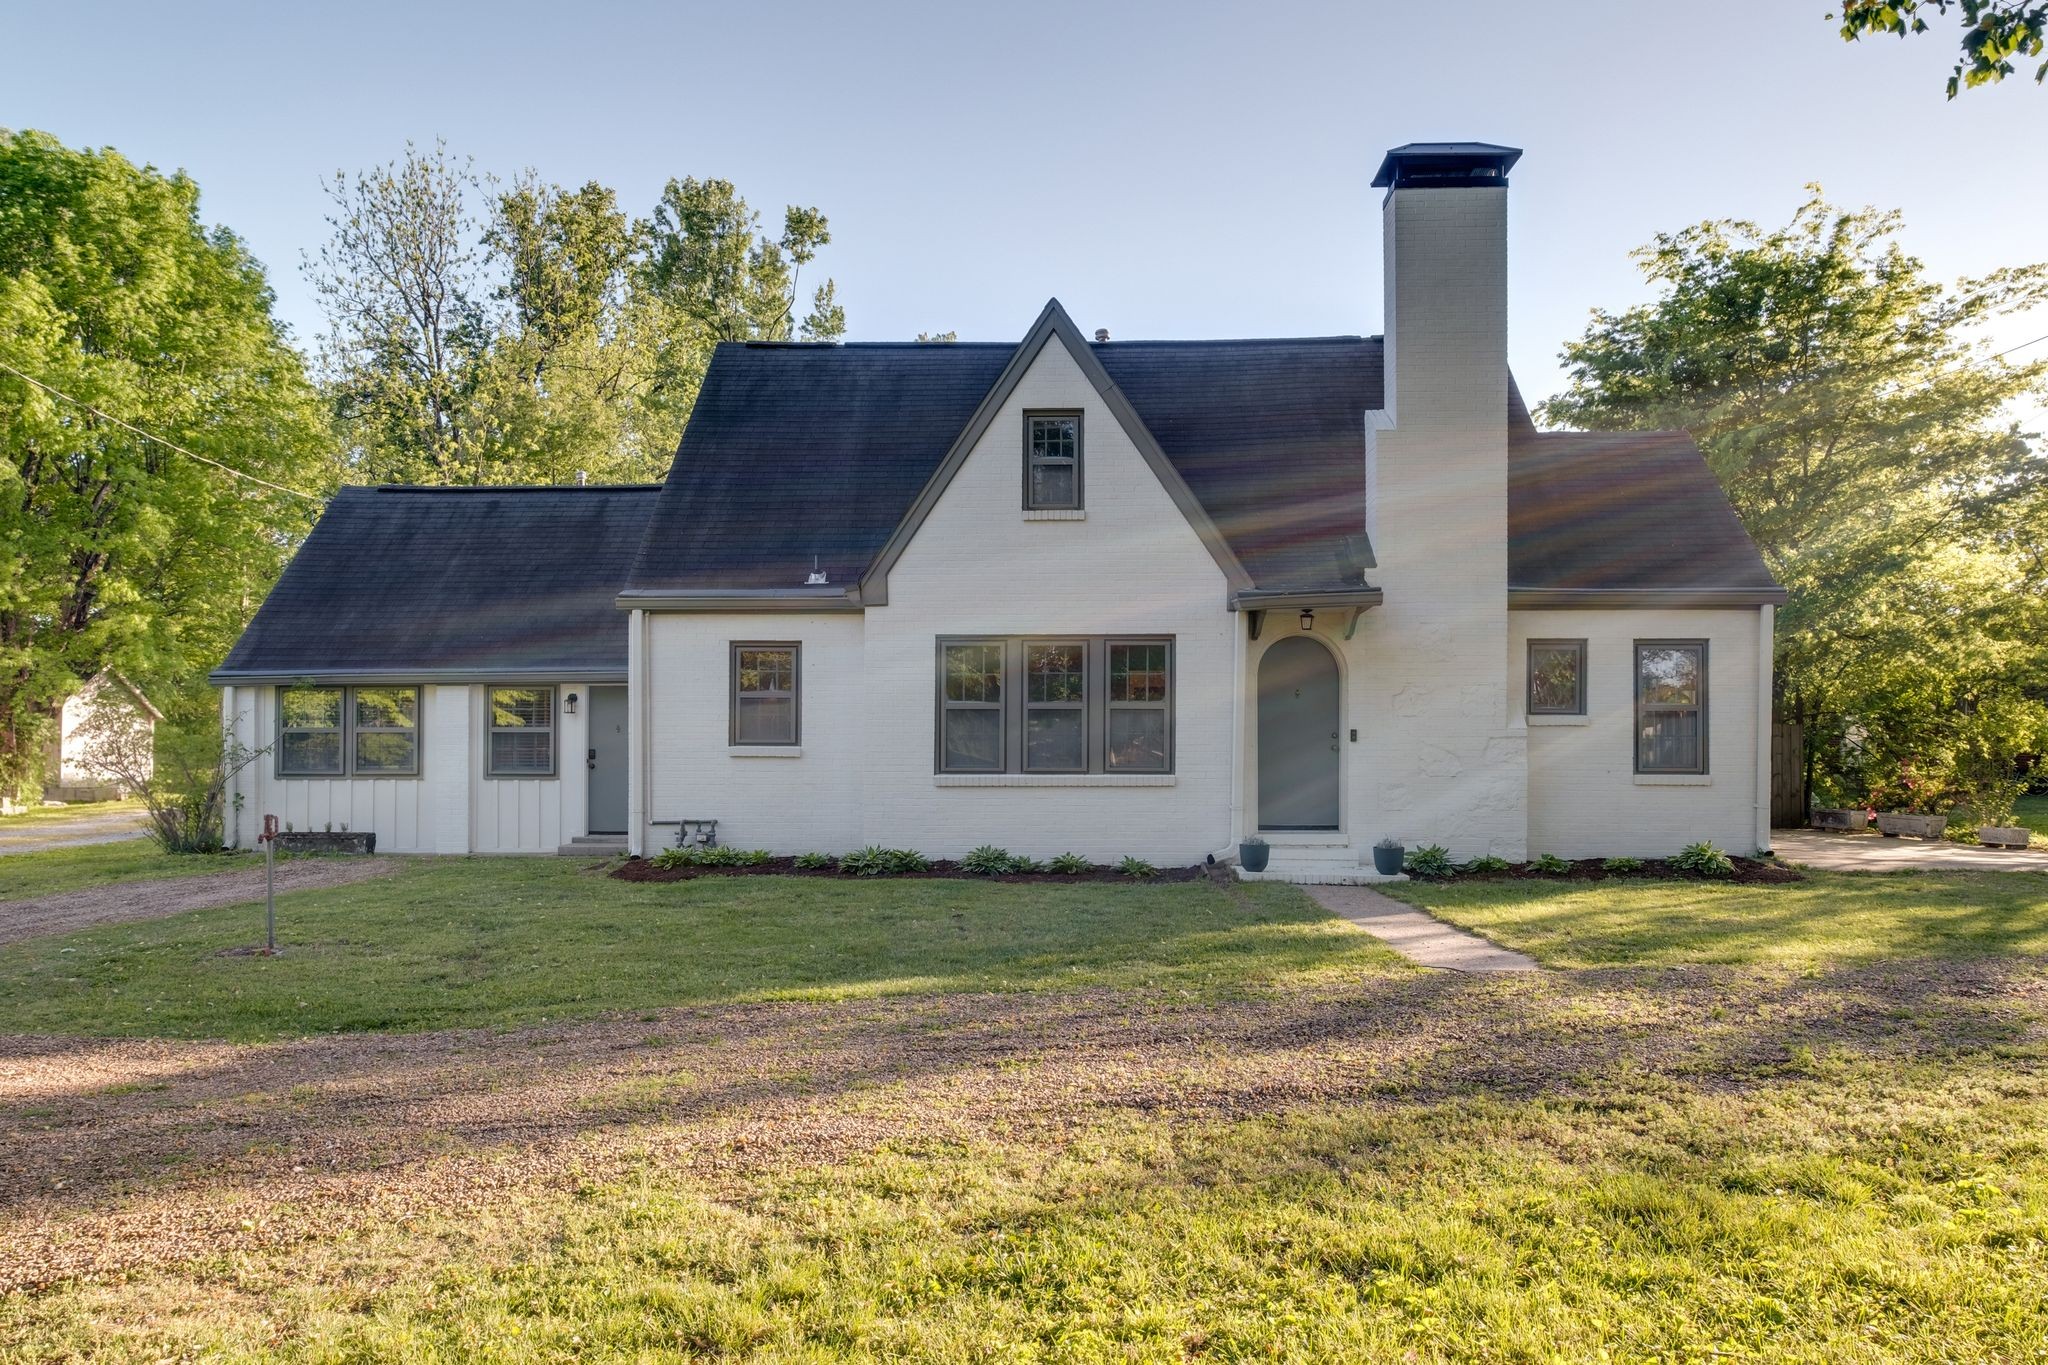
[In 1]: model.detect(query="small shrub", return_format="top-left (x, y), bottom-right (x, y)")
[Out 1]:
top-left (1531, 853), bottom-right (1572, 875)
top-left (1602, 855), bottom-right (1645, 874)
top-left (884, 848), bottom-right (932, 874)
top-left (649, 845), bottom-right (701, 869)
top-left (840, 845), bottom-right (894, 877)
top-left (961, 845), bottom-right (1016, 876)
top-left (1673, 840), bottom-right (1735, 877)
top-left (1117, 855), bottom-right (1158, 879)
top-left (1048, 852), bottom-right (1092, 875)
top-left (792, 852), bottom-right (834, 870)
top-left (1009, 856), bottom-right (1046, 874)
top-left (1404, 845), bottom-right (1456, 878)
top-left (1463, 855), bottom-right (1511, 874)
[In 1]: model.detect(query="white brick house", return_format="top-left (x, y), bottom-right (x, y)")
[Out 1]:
top-left (218, 143), bottom-right (1783, 874)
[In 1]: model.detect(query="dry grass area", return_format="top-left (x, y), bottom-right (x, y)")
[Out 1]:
top-left (5, 953), bottom-right (2047, 1359)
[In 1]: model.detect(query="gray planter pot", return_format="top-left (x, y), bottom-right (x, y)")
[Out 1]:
top-left (1372, 842), bottom-right (1405, 876)
top-left (1238, 841), bottom-right (1270, 873)
top-left (275, 831), bottom-right (376, 856)
top-left (1810, 807), bottom-right (1869, 832)
top-left (1978, 825), bottom-right (2031, 850)
top-left (1875, 812), bottom-right (1946, 840)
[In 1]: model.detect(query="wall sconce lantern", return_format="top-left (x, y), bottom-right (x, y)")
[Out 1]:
top-left (565, 691), bottom-right (579, 716)
top-left (1299, 609), bottom-right (1315, 632)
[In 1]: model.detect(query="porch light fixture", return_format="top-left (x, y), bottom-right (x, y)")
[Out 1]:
top-left (1299, 609), bottom-right (1315, 632)
top-left (565, 692), bottom-right (579, 715)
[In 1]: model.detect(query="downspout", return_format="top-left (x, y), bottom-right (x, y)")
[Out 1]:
top-left (1214, 609), bottom-right (1248, 864)
top-left (627, 608), bottom-right (648, 857)
top-left (219, 685), bottom-right (238, 849)
top-left (1754, 603), bottom-right (1775, 854)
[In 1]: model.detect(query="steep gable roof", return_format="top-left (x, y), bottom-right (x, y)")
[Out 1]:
top-left (624, 309), bottom-right (1383, 602)
top-left (213, 485), bottom-right (659, 681)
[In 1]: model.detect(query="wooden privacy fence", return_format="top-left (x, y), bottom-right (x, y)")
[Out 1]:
top-left (1771, 722), bottom-right (1807, 827)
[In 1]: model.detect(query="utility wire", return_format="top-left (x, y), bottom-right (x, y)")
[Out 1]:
top-left (0, 359), bottom-right (322, 503)
top-left (1991, 331), bottom-right (2048, 360)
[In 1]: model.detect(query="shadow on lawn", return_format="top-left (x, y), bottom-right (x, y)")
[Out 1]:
top-left (2, 952), bottom-right (2042, 1251)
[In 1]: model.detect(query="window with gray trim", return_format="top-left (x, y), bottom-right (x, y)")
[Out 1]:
top-left (731, 644), bottom-right (800, 746)
top-left (278, 687), bottom-right (346, 776)
top-left (1635, 641), bottom-right (1707, 774)
top-left (488, 686), bottom-right (556, 776)
top-left (937, 636), bottom-right (1173, 774)
top-left (1024, 412), bottom-right (1082, 510)
top-left (1526, 639), bottom-right (1587, 716)
top-left (352, 686), bottom-right (420, 774)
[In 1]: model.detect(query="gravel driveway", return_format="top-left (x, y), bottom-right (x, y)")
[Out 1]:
top-left (0, 858), bottom-right (405, 947)
top-left (0, 808), bottom-right (149, 854)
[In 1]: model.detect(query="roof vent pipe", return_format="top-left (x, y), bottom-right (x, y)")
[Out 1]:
top-left (806, 554), bottom-right (829, 586)
top-left (1094, 328), bottom-right (1109, 343)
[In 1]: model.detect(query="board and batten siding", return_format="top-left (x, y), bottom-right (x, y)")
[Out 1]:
top-left (220, 681), bottom-right (593, 854)
top-left (1509, 607), bottom-right (1770, 859)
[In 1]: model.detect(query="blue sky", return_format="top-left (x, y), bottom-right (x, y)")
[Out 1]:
top-left (8, 0), bottom-right (2046, 415)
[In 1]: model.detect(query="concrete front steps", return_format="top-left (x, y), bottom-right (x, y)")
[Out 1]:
top-left (1234, 838), bottom-right (1409, 885)
top-left (557, 834), bottom-right (628, 857)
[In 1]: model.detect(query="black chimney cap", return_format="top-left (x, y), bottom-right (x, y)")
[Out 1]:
top-left (1370, 142), bottom-right (1523, 191)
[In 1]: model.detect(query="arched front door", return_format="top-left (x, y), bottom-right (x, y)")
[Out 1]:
top-left (1257, 636), bottom-right (1340, 830)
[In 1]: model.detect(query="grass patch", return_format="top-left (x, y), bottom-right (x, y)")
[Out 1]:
top-left (0, 842), bottom-right (242, 901)
top-left (7, 1041), bottom-right (2044, 1361)
top-left (2017, 792), bottom-right (2048, 839)
top-left (0, 858), bottom-right (1399, 1040)
top-left (0, 798), bottom-right (143, 826)
top-left (1387, 869), bottom-right (2048, 968)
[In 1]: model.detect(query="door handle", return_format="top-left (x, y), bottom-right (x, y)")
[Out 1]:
top-left (587, 747), bottom-right (597, 770)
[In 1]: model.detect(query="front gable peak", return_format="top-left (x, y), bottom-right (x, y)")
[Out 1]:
top-left (856, 300), bottom-right (1254, 606)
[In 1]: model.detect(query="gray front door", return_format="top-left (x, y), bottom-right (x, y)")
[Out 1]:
top-left (1257, 637), bottom-right (1340, 830)
top-left (587, 685), bottom-right (628, 834)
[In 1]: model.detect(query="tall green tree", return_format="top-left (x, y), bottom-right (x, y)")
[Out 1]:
top-left (0, 130), bottom-right (332, 797)
top-left (1836, 0), bottom-right (2047, 96)
top-left (307, 151), bottom-right (845, 486)
top-left (305, 140), bottom-right (487, 484)
top-left (1540, 191), bottom-right (2048, 801)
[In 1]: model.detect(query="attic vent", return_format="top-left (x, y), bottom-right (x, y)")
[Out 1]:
top-left (1094, 328), bottom-right (1110, 343)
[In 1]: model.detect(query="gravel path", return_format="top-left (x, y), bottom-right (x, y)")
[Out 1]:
top-left (0, 808), bottom-right (149, 854)
top-left (0, 858), bottom-right (405, 947)
top-left (0, 956), bottom-right (2040, 1292)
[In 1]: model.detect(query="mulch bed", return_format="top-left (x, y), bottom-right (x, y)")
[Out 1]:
top-left (1414, 855), bottom-right (1802, 886)
top-left (615, 857), bottom-right (1217, 885)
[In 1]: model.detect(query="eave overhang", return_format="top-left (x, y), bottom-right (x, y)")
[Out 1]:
top-left (613, 585), bottom-right (865, 612)
top-left (209, 668), bottom-right (627, 686)
top-left (1508, 586), bottom-right (1787, 608)
top-left (1228, 587), bottom-right (1385, 612)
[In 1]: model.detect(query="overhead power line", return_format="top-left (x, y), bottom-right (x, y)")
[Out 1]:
top-left (1991, 332), bottom-right (2048, 361)
top-left (0, 359), bottom-right (321, 503)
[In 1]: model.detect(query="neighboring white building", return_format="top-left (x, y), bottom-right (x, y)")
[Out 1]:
top-left (217, 143), bottom-right (1784, 875)
top-left (44, 671), bottom-right (162, 803)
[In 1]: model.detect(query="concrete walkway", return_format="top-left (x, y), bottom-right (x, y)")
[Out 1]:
top-left (1305, 884), bottom-right (1539, 972)
top-left (1775, 828), bottom-right (2048, 873)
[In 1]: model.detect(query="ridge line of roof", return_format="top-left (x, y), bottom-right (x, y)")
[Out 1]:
top-left (349, 483), bottom-right (665, 494)
top-left (728, 335), bottom-right (1380, 350)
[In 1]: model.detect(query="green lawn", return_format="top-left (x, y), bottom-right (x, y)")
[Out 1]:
top-left (0, 841), bottom-right (244, 901)
top-left (5, 852), bottom-right (2048, 1361)
top-left (0, 857), bottom-right (1398, 1040)
top-left (2018, 791), bottom-right (2048, 838)
top-left (0, 797), bottom-right (143, 826)
top-left (1386, 869), bottom-right (2048, 968)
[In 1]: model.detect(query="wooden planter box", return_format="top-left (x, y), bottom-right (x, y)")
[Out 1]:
top-left (1875, 812), bottom-right (1947, 840)
top-left (1978, 825), bottom-right (2032, 850)
top-left (1810, 807), bottom-right (1869, 832)
top-left (274, 831), bottom-right (376, 856)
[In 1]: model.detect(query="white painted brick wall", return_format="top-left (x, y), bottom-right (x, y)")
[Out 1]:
top-left (1512, 608), bottom-right (1766, 858)
top-left (1357, 184), bottom-right (1528, 861)
top-left (646, 613), bottom-right (867, 853)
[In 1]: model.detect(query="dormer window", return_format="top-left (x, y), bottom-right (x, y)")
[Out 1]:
top-left (1024, 412), bottom-right (1082, 510)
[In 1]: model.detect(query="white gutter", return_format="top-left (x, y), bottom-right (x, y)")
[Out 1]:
top-left (1755, 603), bottom-right (1775, 854)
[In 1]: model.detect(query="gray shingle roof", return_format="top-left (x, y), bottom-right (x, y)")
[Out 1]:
top-left (626, 335), bottom-right (1384, 596)
top-left (213, 485), bottom-right (658, 680)
top-left (627, 333), bottom-right (1776, 602)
